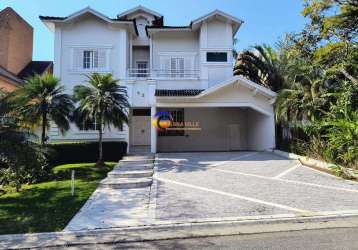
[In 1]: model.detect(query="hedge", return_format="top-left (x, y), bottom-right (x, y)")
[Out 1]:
top-left (46, 141), bottom-right (127, 166)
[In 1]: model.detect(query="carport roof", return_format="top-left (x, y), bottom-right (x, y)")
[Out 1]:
top-left (156, 76), bottom-right (277, 100)
top-left (197, 76), bottom-right (277, 99)
top-left (155, 89), bottom-right (204, 97)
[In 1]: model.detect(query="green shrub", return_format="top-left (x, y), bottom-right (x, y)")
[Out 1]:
top-left (0, 129), bottom-right (50, 191)
top-left (46, 141), bottom-right (127, 166)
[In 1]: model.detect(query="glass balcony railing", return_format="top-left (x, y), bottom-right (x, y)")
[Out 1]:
top-left (127, 68), bottom-right (200, 79)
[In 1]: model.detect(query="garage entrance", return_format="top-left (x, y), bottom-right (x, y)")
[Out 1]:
top-left (156, 107), bottom-right (274, 152)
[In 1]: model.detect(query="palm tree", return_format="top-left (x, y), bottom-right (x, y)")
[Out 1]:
top-left (234, 45), bottom-right (285, 92)
top-left (73, 73), bottom-right (129, 165)
top-left (14, 74), bottom-right (74, 145)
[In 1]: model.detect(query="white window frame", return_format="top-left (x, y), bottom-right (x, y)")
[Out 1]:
top-left (69, 45), bottom-right (112, 73)
top-left (135, 60), bottom-right (149, 77)
top-left (158, 52), bottom-right (197, 79)
top-left (83, 50), bottom-right (99, 69)
top-left (78, 118), bottom-right (104, 132)
top-left (170, 57), bottom-right (184, 78)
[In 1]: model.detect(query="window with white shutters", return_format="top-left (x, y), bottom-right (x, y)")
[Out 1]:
top-left (170, 57), bottom-right (184, 78)
top-left (159, 53), bottom-right (197, 78)
top-left (83, 50), bottom-right (98, 69)
top-left (72, 48), bottom-right (109, 71)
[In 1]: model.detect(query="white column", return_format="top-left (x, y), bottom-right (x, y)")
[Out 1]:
top-left (118, 29), bottom-right (127, 79)
top-left (129, 35), bottom-right (133, 69)
top-left (149, 37), bottom-right (153, 71)
top-left (151, 105), bottom-right (157, 153)
top-left (54, 28), bottom-right (62, 79)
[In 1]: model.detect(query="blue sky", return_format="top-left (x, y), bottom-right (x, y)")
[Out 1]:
top-left (0, 0), bottom-right (307, 61)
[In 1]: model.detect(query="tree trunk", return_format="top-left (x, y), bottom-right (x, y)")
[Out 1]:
top-left (340, 68), bottom-right (357, 85)
top-left (97, 114), bottom-right (104, 166)
top-left (41, 111), bottom-right (47, 145)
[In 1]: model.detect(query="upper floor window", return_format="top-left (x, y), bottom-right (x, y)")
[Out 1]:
top-left (72, 47), bottom-right (110, 72)
top-left (158, 53), bottom-right (197, 78)
top-left (206, 52), bottom-right (227, 62)
top-left (170, 57), bottom-right (184, 78)
top-left (136, 61), bottom-right (149, 77)
top-left (83, 50), bottom-right (98, 69)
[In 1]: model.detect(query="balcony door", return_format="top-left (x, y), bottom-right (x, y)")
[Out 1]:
top-left (136, 61), bottom-right (148, 77)
top-left (170, 57), bottom-right (184, 78)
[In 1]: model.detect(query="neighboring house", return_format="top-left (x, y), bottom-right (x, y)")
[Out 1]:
top-left (40, 6), bottom-right (277, 153)
top-left (0, 7), bottom-right (52, 92)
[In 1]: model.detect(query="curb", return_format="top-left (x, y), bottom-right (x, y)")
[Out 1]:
top-left (1, 213), bottom-right (358, 249)
top-left (272, 149), bottom-right (336, 175)
top-left (147, 154), bottom-right (158, 224)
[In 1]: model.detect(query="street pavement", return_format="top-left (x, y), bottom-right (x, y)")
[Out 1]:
top-left (55, 227), bottom-right (358, 249)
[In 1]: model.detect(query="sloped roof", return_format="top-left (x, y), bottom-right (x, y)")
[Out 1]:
top-left (40, 7), bottom-right (128, 22)
top-left (156, 76), bottom-right (277, 100)
top-left (18, 61), bottom-right (53, 79)
top-left (40, 7), bottom-right (138, 35)
top-left (191, 9), bottom-right (243, 26)
top-left (0, 66), bottom-right (23, 86)
top-left (146, 9), bottom-right (243, 36)
top-left (117, 5), bottom-right (163, 19)
top-left (196, 76), bottom-right (277, 99)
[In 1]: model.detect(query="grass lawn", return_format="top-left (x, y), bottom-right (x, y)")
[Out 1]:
top-left (0, 162), bottom-right (116, 235)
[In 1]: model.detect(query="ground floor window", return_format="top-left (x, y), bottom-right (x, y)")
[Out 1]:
top-left (132, 108), bottom-right (151, 116)
top-left (158, 109), bottom-right (185, 136)
top-left (79, 118), bottom-right (102, 131)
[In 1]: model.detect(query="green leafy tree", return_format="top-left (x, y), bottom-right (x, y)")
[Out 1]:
top-left (275, 64), bottom-right (330, 125)
top-left (305, 81), bottom-right (358, 168)
top-left (302, 0), bottom-right (358, 41)
top-left (295, 0), bottom-right (357, 83)
top-left (73, 73), bottom-right (129, 165)
top-left (14, 74), bottom-right (74, 145)
top-left (0, 91), bottom-right (48, 192)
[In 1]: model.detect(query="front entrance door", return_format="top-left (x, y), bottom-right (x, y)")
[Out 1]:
top-left (131, 111), bottom-right (151, 146)
top-left (228, 124), bottom-right (241, 151)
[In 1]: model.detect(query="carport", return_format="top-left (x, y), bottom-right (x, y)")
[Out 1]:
top-left (151, 76), bottom-right (277, 153)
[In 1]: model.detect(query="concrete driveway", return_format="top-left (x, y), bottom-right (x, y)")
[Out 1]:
top-left (154, 151), bottom-right (358, 222)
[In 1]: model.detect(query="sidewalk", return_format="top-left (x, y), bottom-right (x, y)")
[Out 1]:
top-left (2, 213), bottom-right (358, 249)
top-left (65, 154), bottom-right (155, 231)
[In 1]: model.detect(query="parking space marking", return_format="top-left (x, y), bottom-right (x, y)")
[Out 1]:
top-left (273, 163), bottom-right (301, 179)
top-left (208, 152), bottom-right (259, 168)
top-left (300, 164), bottom-right (358, 184)
top-left (156, 176), bottom-right (311, 214)
top-left (211, 168), bottom-right (358, 193)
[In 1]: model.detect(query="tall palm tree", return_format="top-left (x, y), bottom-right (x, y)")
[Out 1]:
top-left (14, 74), bottom-right (74, 145)
top-left (73, 73), bottom-right (130, 165)
top-left (234, 45), bottom-right (286, 92)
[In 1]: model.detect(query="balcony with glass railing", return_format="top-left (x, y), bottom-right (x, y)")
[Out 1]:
top-left (127, 68), bottom-right (200, 80)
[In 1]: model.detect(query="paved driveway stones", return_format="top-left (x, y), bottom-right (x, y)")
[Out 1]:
top-left (65, 151), bottom-right (358, 231)
top-left (154, 151), bottom-right (358, 222)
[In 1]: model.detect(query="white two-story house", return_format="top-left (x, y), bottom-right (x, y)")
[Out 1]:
top-left (40, 6), bottom-right (277, 153)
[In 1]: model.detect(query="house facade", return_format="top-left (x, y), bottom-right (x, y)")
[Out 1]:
top-left (40, 6), bottom-right (277, 153)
